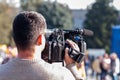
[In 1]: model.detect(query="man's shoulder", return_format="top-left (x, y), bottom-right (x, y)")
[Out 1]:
top-left (42, 61), bottom-right (69, 71)
top-left (0, 63), bottom-right (11, 78)
top-left (0, 64), bottom-right (4, 71)
top-left (41, 61), bottom-right (71, 73)
top-left (0, 58), bottom-right (17, 74)
top-left (0, 63), bottom-right (9, 70)
top-left (42, 62), bottom-right (75, 80)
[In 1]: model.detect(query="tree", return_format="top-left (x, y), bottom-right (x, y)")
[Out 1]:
top-left (20, 0), bottom-right (43, 10)
top-left (0, 1), bottom-right (17, 46)
top-left (36, 1), bottom-right (73, 29)
top-left (84, 0), bottom-right (119, 52)
top-left (116, 17), bottom-right (120, 25)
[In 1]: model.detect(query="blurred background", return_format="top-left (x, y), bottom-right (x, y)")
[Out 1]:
top-left (0, 0), bottom-right (120, 80)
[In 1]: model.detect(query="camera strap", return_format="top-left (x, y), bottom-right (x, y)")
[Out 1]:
top-left (68, 48), bottom-right (85, 63)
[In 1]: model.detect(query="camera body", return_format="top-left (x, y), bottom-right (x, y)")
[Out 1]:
top-left (42, 28), bottom-right (88, 64)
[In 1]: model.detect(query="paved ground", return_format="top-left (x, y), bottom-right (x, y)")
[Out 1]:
top-left (86, 74), bottom-right (113, 80)
top-left (86, 75), bottom-right (96, 80)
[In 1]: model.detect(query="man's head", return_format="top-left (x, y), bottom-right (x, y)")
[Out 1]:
top-left (13, 11), bottom-right (47, 51)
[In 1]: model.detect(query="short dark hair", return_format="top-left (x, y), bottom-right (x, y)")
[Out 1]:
top-left (13, 11), bottom-right (46, 50)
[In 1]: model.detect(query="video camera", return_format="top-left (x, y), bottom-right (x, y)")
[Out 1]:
top-left (42, 28), bottom-right (93, 64)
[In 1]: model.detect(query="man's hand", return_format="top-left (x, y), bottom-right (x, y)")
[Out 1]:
top-left (64, 39), bottom-right (80, 66)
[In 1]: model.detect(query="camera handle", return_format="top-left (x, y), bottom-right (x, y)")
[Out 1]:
top-left (64, 43), bottom-right (85, 63)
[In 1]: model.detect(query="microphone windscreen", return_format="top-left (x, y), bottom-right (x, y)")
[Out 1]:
top-left (83, 29), bottom-right (94, 36)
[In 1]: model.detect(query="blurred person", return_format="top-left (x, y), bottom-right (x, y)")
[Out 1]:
top-left (110, 52), bottom-right (120, 80)
top-left (1, 53), bottom-right (12, 64)
top-left (100, 53), bottom-right (111, 80)
top-left (1, 46), bottom-right (17, 64)
top-left (8, 46), bottom-right (18, 58)
top-left (92, 55), bottom-right (102, 80)
top-left (0, 11), bottom-right (83, 80)
top-left (84, 54), bottom-right (91, 77)
top-left (77, 61), bottom-right (86, 80)
top-left (90, 55), bottom-right (95, 77)
top-left (0, 56), bottom-right (3, 64)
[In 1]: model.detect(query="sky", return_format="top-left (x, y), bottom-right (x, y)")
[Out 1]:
top-left (50, 0), bottom-right (120, 10)
top-left (10, 0), bottom-right (120, 10)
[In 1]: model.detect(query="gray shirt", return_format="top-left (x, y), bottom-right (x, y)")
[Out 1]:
top-left (0, 58), bottom-right (76, 80)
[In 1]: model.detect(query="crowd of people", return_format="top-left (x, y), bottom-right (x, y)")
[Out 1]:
top-left (84, 52), bottom-right (120, 80)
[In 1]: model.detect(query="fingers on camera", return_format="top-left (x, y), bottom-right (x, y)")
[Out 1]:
top-left (66, 39), bottom-right (76, 48)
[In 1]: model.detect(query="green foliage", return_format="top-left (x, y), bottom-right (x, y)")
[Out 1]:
top-left (20, 0), bottom-right (43, 10)
top-left (20, 0), bottom-right (73, 29)
top-left (116, 17), bottom-right (120, 25)
top-left (84, 0), bottom-right (119, 52)
top-left (36, 1), bottom-right (73, 29)
top-left (0, 1), bottom-right (17, 46)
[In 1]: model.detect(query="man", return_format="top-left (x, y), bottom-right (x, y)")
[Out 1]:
top-left (110, 52), bottom-right (120, 80)
top-left (0, 11), bottom-right (82, 80)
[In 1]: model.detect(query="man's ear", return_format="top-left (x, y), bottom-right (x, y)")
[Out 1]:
top-left (36, 35), bottom-right (42, 45)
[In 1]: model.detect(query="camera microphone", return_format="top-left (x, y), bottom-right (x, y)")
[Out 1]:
top-left (64, 28), bottom-right (93, 37)
top-left (45, 28), bottom-right (93, 37)
top-left (82, 29), bottom-right (94, 36)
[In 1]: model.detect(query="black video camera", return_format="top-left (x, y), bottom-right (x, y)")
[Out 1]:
top-left (42, 28), bottom-right (93, 64)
